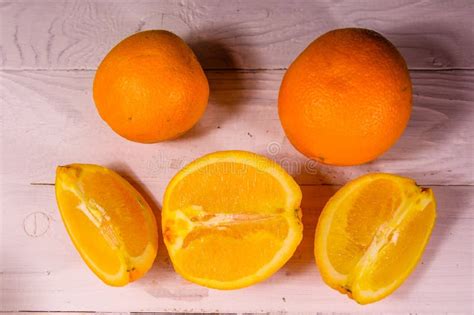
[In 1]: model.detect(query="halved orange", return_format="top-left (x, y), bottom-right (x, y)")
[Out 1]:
top-left (162, 151), bottom-right (303, 289)
top-left (315, 173), bottom-right (436, 304)
top-left (55, 164), bottom-right (158, 286)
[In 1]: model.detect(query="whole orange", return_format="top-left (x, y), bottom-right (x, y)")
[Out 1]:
top-left (278, 28), bottom-right (412, 165)
top-left (93, 30), bottom-right (209, 143)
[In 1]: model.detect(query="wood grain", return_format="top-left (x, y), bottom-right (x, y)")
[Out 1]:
top-left (0, 69), bottom-right (472, 187)
top-left (1, 0), bottom-right (473, 70)
top-left (1, 1), bottom-right (473, 312)
top-left (1, 68), bottom-right (472, 312)
top-left (1, 184), bottom-right (472, 312)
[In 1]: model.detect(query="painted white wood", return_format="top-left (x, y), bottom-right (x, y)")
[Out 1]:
top-left (0, 70), bottom-right (472, 187)
top-left (1, 68), bottom-right (473, 312)
top-left (1, 0), bottom-right (473, 70)
top-left (1, 1), bottom-right (473, 312)
top-left (1, 184), bottom-right (472, 312)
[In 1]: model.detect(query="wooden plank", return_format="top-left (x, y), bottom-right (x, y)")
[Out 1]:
top-left (2, 314), bottom-right (123, 315)
top-left (1, 184), bottom-right (472, 312)
top-left (1, 0), bottom-right (473, 70)
top-left (0, 69), bottom-right (473, 186)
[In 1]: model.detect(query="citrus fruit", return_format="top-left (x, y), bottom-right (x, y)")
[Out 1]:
top-left (278, 28), bottom-right (412, 165)
top-left (314, 173), bottom-right (436, 304)
top-left (162, 151), bottom-right (303, 289)
top-left (93, 30), bottom-right (209, 143)
top-left (55, 164), bottom-right (158, 286)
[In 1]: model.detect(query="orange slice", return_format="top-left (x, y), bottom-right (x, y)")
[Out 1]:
top-left (315, 173), bottom-right (436, 304)
top-left (55, 164), bottom-right (158, 286)
top-left (162, 151), bottom-right (303, 289)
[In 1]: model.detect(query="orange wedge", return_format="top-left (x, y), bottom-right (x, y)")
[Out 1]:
top-left (55, 164), bottom-right (158, 286)
top-left (315, 173), bottom-right (436, 304)
top-left (162, 151), bottom-right (303, 289)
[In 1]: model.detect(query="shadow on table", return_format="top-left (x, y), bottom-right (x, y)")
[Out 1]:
top-left (387, 21), bottom-right (458, 69)
top-left (275, 171), bottom-right (339, 282)
top-left (106, 161), bottom-right (162, 218)
top-left (394, 186), bottom-right (471, 299)
top-left (379, 21), bottom-right (471, 160)
top-left (171, 28), bottom-right (261, 142)
top-left (106, 161), bottom-right (165, 276)
top-left (367, 22), bottom-right (471, 298)
top-left (383, 22), bottom-right (472, 288)
top-left (106, 162), bottom-right (203, 299)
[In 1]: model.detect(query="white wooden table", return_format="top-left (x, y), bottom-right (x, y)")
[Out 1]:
top-left (1, 1), bottom-right (473, 313)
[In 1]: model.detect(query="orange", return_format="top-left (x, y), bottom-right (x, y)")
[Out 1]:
top-left (279, 28), bottom-right (412, 165)
top-left (55, 164), bottom-right (158, 286)
top-left (162, 151), bottom-right (303, 289)
top-left (314, 173), bottom-right (436, 304)
top-left (93, 30), bottom-right (209, 143)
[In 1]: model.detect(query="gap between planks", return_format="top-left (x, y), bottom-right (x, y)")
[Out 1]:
top-left (29, 182), bottom-right (474, 187)
top-left (1, 67), bottom-right (474, 72)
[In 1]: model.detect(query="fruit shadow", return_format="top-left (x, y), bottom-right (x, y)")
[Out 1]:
top-left (376, 23), bottom-right (472, 163)
top-left (107, 162), bottom-right (210, 298)
top-left (393, 186), bottom-right (472, 299)
top-left (370, 23), bottom-right (473, 297)
top-left (279, 173), bottom-right (339, 280)
top-left (105, 162), bottom-right (166, 263)
top-left (170, 29), bottom-right (261, 142)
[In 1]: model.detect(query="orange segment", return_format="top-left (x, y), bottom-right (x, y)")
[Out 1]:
top-left (326, 178), bottom-right (406, 276)
top-left (167, 162), bottom-right (289, 214)
top-left (55, 164), bottom-right (158, 286)
top-left (315, 173), bottom-right (436, 304)
top-left (58, 189), bottom-right (122, 276)
top-left (353, 196), bottom-right (436, 303)
top-left (175, 216), bottom-right (289, 282)
top-left (162, 151), bottom-right (303, 289)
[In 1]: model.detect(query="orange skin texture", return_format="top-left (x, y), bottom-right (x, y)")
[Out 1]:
top-left (93, 30), bottom-right (209, 143)
top-left (278, 28), bottom-right (412, 165)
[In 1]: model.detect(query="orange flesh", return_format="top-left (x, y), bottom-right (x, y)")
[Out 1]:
top-left (327, 179), bottom-right (403, 275)
top-left (315, 174), bottom-right (436, 304)
top-left (175, 217), bottom-right (289, 281)
top-left (55, 164), bottom-right (158, 286)
top-left (168, 162), bottom-right (288, 214)
top-left (162, 151), bottom-right (302, 289)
